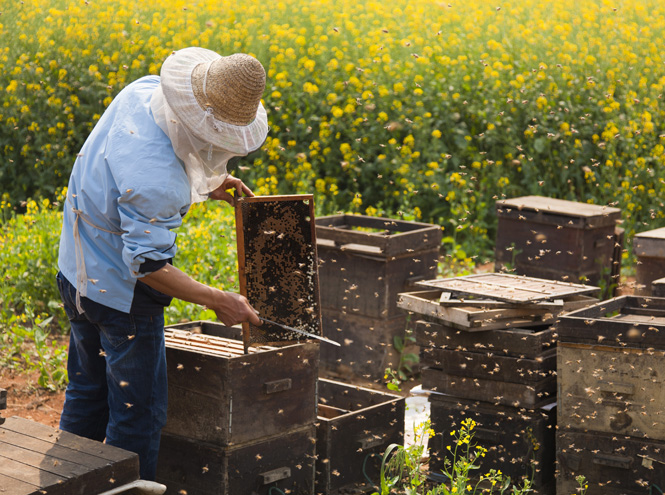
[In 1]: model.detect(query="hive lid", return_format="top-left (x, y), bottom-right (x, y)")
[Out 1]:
top-left (496, 195), bottom-right (621, 228)
top-left (415, 272), bottom-right (599, 303)
top-left (633, 226), bottom-right (665, 258)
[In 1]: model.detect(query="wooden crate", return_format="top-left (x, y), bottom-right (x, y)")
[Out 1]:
top-left (555, 295), bottom-right (665, 349)
top-left (495, 195), bottom-right (621, 289)
top-left (320, 309), bottom-right (412, 384)
top-left (163, 321), bottom-right (319, 447)
top-left (315, 214), bottom-right (441, 319)
top-left (157, 426), bottom-right (316, 495)
top-left (0, 416), bottom-right (139, 495)
top-left (421, 367), bottom-right (555, 409)
top-left (315, 378), bottom-right (404, 495)
top-left (653, 277), bottom-right (665, 297)
top-left (634, 227), bottom-right (665, 295)
top-left (557, 429), bottom-right (665, 494)
top-left (428, 395), bottom-right (555, 494)
top-left (414, 320), bottom-right (557, 360)
top-left (558, 342), bottom-right (665, 440)
top-left (421, 347), bottom-right (556, 383)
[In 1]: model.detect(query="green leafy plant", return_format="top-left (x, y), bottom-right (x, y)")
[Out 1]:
top-left (373, 418), bottom-right (534, 495)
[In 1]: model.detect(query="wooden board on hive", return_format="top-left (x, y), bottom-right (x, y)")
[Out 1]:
top-left (235, 195), bottom-right (322, 348)
top-left (414, 273), bottom-right (599, 304)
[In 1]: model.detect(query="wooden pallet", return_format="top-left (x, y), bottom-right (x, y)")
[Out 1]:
top-left (415, 273), bottom-right (599, 304)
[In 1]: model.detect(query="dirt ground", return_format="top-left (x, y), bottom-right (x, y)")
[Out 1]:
top-left (1, 365), bottom-right (65, 428)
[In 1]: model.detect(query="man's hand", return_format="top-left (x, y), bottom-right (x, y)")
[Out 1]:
top-left (209, 291), bottom-right (262, 327)
top-left (208, 174), bottom-right (254, 206)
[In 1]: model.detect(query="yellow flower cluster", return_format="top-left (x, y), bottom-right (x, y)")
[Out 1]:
top-left (2, 0), bottom-right (664, 258)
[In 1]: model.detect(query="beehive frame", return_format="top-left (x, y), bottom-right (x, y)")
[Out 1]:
top-left (235, 195), bottom-right (322, 349)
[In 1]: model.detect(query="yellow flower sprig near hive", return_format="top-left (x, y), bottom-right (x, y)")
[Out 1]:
top-left (2, 0), bottom-right (665, 260)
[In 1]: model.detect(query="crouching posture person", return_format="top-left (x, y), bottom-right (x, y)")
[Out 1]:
top-left (56, 47), bottom-right (267, 480)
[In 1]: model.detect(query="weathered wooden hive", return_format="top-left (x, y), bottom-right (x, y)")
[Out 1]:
top-left (555, 296), bottom-right (665, 494)
top-left (398, 273), bottom-right (600, 494)
top-left (633, 226), bottom-right (665, 295)
top-left (315, 214), bottom-right (442, 384)
top-left (495, 195), bottom-right (622, 294)
top-left (315, 378), bottom-right (404, 495)
top-left (156, 322), bottom-right (319, 495)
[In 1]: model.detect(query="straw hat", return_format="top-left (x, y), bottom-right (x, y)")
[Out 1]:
top-left (159, 47), bottom-right (268, 150)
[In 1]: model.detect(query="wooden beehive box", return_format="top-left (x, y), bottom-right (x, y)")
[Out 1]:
top-left (428, 395), bottom-right (556, 494)
top-left (414, 320), bottom-right (557, 359)
top-left (158, 425), bottom-right (316, 495)
top-left (653, 277), bottom-right (665, 297)
top-left (315, 378), bottom-right (404, 495)
top-left (1, 416), bottom-right (139, 495)
top-left (319, 310), bottom-right (411, 384)
top-left (556, 429), bottom-right (665, 494)
top-left (162, 321), bottom-right (319, 447)
top-left (495, 196), bottom-right (622, 290)
top-left (558, 342), bottom-right (665, 440)
top-left (315, 214), bottom-right (441, 319)
top-left (633, 226), bottom-right (665, 295)
top-left (555, 295), bottom-right (665, 349)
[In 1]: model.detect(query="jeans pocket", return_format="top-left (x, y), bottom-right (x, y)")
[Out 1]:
top-left (97, 311), bottom-right (138, 349)
top-left (56, 271), bottom-right (81, 321)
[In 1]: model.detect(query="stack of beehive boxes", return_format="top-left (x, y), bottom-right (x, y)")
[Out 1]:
top-left (495, 195), bottom-right (622, 295)
top-left (315, 214), bottom-right (442, 384)
top-left (398, 274), bottom-right (601, 494)
top-left (556, 296), bottom-right (665, 494)
top-left (156, 322), bottom-right (320, 495)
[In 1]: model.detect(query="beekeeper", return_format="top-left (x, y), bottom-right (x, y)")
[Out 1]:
top-left (56, 47), bottom-right (266, 480)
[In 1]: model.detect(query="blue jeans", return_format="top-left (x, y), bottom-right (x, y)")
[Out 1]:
top-left (56, 272), bottom-right (168, 481)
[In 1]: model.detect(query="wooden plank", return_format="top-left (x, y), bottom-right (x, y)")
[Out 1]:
top-left (415, 273), bottom-right (599, 303)
top-left (1, 417), bottom-right (135, 463)
top-left (421, 347), bottom-right (556, 383)
top-left (0, 440), bottom-right (93, 478)
top-left (0, 473), bottom-right (37, 495)
top-left (415, 320), bottom-right (556, 359)
top-left (421, 368), bottom-right (556, 409)
top-left (235, 195), bottom-right (322, 348)
top-left (0, 455), bottom-right (67, 488)
top-left (0, 429), bottom-right (112, 470)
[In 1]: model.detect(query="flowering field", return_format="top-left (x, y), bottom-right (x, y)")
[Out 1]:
top-left (2, 0), bottom-right (665, 258)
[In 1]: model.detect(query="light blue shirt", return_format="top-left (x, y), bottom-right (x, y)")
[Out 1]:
top-left (58, 76), bottom-right (191, 314)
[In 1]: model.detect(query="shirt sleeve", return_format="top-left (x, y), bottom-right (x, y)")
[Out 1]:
top-left (117, 184), bottom-right (185, 277)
